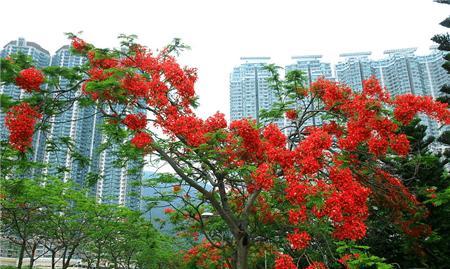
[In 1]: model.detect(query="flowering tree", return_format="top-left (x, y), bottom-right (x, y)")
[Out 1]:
top-left (1, 34), bottom-right (449, 269)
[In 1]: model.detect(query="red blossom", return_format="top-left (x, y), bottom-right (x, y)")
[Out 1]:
top-left (164, 114), bottom-right (207, 147)
top-left (389, 133), bottom-right (410, 156)
top-left (121, 74), bottom-right (150, 98)
top-left (263, 123), bottom-right (286, 148)
top-left (362, 76), bottom-right (390, 101)
top-left (161, 56), bottom-right (197, 101)
top-left (368, 135), bottom-right (389, 156)
top-left (274, 253), bottom-right (297, 269)
top-left (71, 37), bottom-right (87, 52)
top-left (123, 113), bottom-right (147, 131)
top-left (5, 103), bottom-right (42, 152)
top-left (229, 119), bottom-right (264, 161)
top-left (338, 253), bottom-right (360, 267)
top-left (251, 163), bottom-right (274, 191)
top-left (286, 109), bottom-right (298, 120)
top-left (164, 208), bottom-right (175, 214)
top-left (294, 127), bottom-right (332, 175)
top-left (311, 78), bottom-right (351, 109)
top-left (205, 112), bottom-right (227, 132)
top-left (130, 132), bottom-right (152, 149)
top-left (393, 94), bottom-right (450, 125)
top-left (15, 67), bottom-right (44, 92)
top-left (87, 51), bottom-right (118, 69)
top-left (288, 206), bottom-right (307, 224)
top-left (287, 230), bottom-right (311, 250)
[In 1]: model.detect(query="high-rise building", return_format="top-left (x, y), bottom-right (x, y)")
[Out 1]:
top-left (418, 46), bottom-right (449, 99)
top-left (371, 48), bottom-right (424, 96)
top-left (44, 45), bottom-right (142, 210)
top-left (370, 47), bottom-right (449, 137)
top-left (43, 45), bottom-right (94, 184)
top-left (0, 38), bottom-right (51, 165)
top-left (335, 52), bottom-right (373, 92)
top-left (285, 55), bottom-right (334, 128)
top-left (286, 55), bottom-right (333, 84)
top-left (229, 57), bottom-right (278, 125)
top-left (335, 48), bottom-right (450, 138)
top-left (0, 39), bottom-right (143, 210)
top-left (417, 46), bottom-right (450, 137)
top-left (0, 37), bottom-right (50, 68)
top-left (96, 136), bottom-right (143, 211)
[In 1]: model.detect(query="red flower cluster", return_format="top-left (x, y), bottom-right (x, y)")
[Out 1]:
top-left (205, 112), bottom-right (227, 132)
top-left (164, 113), bottom-right (207, 147)
top-left (263, 123), bottom-right (286, 148)
top-left (274, 253), bottom-right (297, 269)
top-left (251, 163), bottom-right (274, 191)
top-left (5, 103), bottom-right (41, 152)
top-left (121, 74), bottom-right (150, 98)
top-left (130, 132), bottom-right (152, 149)
top-left (293, 127), bottom-right (332, 175)
top-left (288, 206), bottom-right (307, 224)
top-left (229, 119), bottom-right (264, 162)
top-left (183, 240), bottom-right (229, 268)
top-left (87, 51), bottom-right (118, 69)
top-left (15, 67), bottom-right (44, 92)
top-left (71, 37), bottom-right (88, 52)
top-left (122, 113), bottom-right (147, 131)
top-left (286, 109), bottom-right (298, 120)
top-left (164, 208), bottom-right (175, 214)
top-left (393, 94), bottom-right (450, 125)
top-left (324, 167), bottom-right (370, 240)
top-left (254, 196), bottom-right (279, 223)
top-left (338, 253), bottom-right (360, 267)
top-left (311, 78), bottom-right (351, 110)
top-left (161, 56), bottom-right (197, 102)
top-left (287, 230), bottom-right (311, 250)
top-left (362, 76), bottom-right (390, 101)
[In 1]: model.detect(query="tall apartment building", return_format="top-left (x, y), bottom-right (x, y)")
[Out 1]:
top-left (417, 46), bottom-right (450, 99)
top-left (335, 48), bottom-right (450, 137)
top-left (285, 55), bottom-right (334, 128)
top-left (96, 116), bottom-right (143, 210)
top-left (286, 55), bottom-right (333, 84)
top-left (229, 57), bottom-right (278, 124)
top-left (371, 48), bottom-right (424, 96)
top-left (0, 39), bottom-right (144, 263)
top-left (335, 52), bottom-right (373, 92)
top-left (0, 38), bottom-right (51, 168)
top-left (417, 47), bottom-right (450, 137)
top-left (0, 38), bottom-right (142, 210)
top-left (43, 45), bottom-right (94, 185)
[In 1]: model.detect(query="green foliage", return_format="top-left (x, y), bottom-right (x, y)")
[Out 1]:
top-left (335, 242), bottom-right (393, 269)
top-left (259, 65), bottom-right (308, 123)
top-left (0, 93), bottom-right (18, 112)
top-left (363, 118), bottom-right (450, 267)
top-left (0, 53), bottom-right (34, 85)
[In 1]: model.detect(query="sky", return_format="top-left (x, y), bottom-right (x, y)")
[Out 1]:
top-left (1, 0), bottom-right (448, 120)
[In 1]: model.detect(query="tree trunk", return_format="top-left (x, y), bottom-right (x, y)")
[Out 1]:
top-left (235, 233), bottom-right (249, 269)
top-left (29, 242), bottom-right (37, 269)
top-left (17, 241), bottom-right (26, 269)
top-left (51, 250), bottom-right (56, 269)
top-left (96, 247), bottom-right (102, 269)
top-left (62, 246), bottom-right (76, 269)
